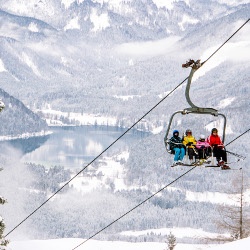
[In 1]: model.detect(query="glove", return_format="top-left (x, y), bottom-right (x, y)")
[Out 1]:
top-left (186, 142), bottom-right (193, 146)
top-left (212, 144), bottom-right (218, 147)
top-left (200, 145), bottom-right (205, 149)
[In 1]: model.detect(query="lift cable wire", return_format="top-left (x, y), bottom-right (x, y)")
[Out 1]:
top-left (72, 166), bottom-right (197, 250)
top-left (225, 128), bottom-right (250, 147)
top-left (202, 18), bottom-right (250, 65)
top-left (71, 128), bottom-right (249, 250)
top-left (4, 18), bottom-right (249, 238)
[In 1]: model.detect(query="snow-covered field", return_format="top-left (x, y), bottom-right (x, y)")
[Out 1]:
top-left (8, 236), bottom-right (250, 250)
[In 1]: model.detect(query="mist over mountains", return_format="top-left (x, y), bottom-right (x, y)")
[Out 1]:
top-left (0, 0), bottom-right (249, 138)
top-left (0, 0), bottom-right (249, 246)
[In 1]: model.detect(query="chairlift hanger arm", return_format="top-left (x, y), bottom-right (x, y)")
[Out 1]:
top-left (182, 59), bottom-right (218, 115)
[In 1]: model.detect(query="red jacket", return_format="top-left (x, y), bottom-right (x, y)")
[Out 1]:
top-left (207, 134), bottom-right (223, 147)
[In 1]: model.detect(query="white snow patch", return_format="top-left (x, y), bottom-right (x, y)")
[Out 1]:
top-left (217, 97), bottom-right (236, 109)
top-left (158, 91), bottom-right (171, 99)
top-left (60, 56), bottom-right (68, 66)
top-left (121, 227), bottom-right (226, 239)
top-left (113, 95), bottom-right (141, 100)
top-left (64, 16), bottom-right (81, 31)
top-left (193, 41), bottom-right (250, 81)
top-left (61, 0), bottom-right (76, 9)
top-left (28, 22), bottom-right (39, 32)
top-left (129, 59), bottom-right (134, 66)
top-left (0, 59), bottom-right (7, 72)
top-left (214, 0), bottom-right (250, 6)
top-left (21, 52), bottom-right (41, 76)
top-left (1, 0), bottom-right (55, 17)
top-left (151, 126), bottom-right (163, 134)
top-left (70, 151), bottom-right (129, 193)
top-left (152, 0), bottom-right (190, 9)
top-left (36, 108), bottom-right (117, 127)
top-left (8, 237), bottom-right (250, 250)
top-left (90, 9), bottom-right (110, 32)
top-left (178, 14), bottom-right (199, 31)
top-left (205, 121), bottom-right (233, 135)
top-left (92, 0), bottom-right (133, 10)
top-left (0, 130), bottom-right (52, 141)
top-left (186, 189), bottom-right (250, 206)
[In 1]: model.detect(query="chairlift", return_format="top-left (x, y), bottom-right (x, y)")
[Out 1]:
top-left (164, 59), bottom-right (227, 167)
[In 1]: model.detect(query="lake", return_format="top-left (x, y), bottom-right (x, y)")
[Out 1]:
top-left (2, 126), bottom-right (149, 169)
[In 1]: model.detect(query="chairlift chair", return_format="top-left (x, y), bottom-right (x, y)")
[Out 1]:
top-left (164, 59), bottom-right (227, 166)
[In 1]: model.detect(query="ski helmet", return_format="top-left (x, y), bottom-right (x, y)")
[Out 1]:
top-left (186, 129), bottom-right (192, 134)
top-left (173, 130), bottom-right (179, 136)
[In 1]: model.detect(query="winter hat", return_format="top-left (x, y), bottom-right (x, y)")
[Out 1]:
top-left (200, 134), bottom-right (205, 139)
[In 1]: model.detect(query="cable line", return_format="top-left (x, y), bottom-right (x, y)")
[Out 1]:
top-left (72, 166), bottom-right (197, 250)
top-left (4, 18), bottom-right (249, 238)
top-left (225, 128), bottom-right (250, 147)
top-left (202, 18), bottom-right (250, 65)
top-left (71, 128), bottom-right (249, 250)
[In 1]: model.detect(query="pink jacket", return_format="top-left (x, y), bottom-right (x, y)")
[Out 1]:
top-left (196, 140), bottom-right (210, 149)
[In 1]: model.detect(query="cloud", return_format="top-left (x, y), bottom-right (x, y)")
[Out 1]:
top-left (114, 36), bottom-right (181, 58)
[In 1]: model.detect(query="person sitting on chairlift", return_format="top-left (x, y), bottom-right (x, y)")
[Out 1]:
top-left (183, 129), bottom-right (198, 164)
top-left (207, 128), bottom-right (230, 169)
top-left (169, 130), bottom-right (185, 166)
top-left (195, 134), bottom-right (211, 162)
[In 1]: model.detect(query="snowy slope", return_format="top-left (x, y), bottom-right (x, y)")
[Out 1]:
top-left (8, 236), bottom-right (250, 250)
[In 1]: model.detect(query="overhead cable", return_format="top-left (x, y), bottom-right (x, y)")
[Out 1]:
top-left (4, 18), bottom-right (249, 239)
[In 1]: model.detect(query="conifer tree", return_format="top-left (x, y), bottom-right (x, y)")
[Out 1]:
top-left (0, 196), bottom-right (8, 249)
top-left (165, 231), bottom-right (176, 250)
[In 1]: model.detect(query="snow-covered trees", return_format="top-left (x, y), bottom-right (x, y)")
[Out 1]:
top-left (165, 231), bottom-right (176, 250)
top-left (0, 196), bottom-right (8, 249)
top-left (215, 170), bottom-right (250, 242)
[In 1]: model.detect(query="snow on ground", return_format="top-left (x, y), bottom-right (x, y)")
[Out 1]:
top-left (8, 236), bottom-right (250, 250)
top-left (152, 0), bottom-right (190, 10)
top-left (70, 151), bottom-right (129, 193)
top-left (193, 40), bottom-right (250, 82)
top-left (205, 120), bottom-right (233, 135)
top-left (216, 0), bottom-right (250, 6)
top-left (37, 107), bottom-right (118, 127)
top-left (21, 52), bottom-right (41, 76)
top-left (178, 14), bottom-right (199, 31)
top-left (113, 95), bottom-right (141, 100)
top-left (0, 130), bottom-right (52, 141)
top-left (121, 226), bottom-right (227, 239)
top-left (61, 0), bottom-right (75, 9)
top-left (90, 9), bottom-right (110, 32)
top-left (217, 97), bottom-right (236, 109)
top-left (64, 16), bottom-right (81, 31)
top-left (0, 58), bottom-right (7, 72)
top-left (186, 190), bottom-right (250, 206)
top-left (28, 22), bottom-right (39, 32)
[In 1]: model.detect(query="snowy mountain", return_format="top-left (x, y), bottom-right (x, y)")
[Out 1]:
top-left (0, 88), bottom-right (48, 137)
top-left (0, 0), bottom-right (249, 249)
top-left (0, 1), bottom-right (249, 133)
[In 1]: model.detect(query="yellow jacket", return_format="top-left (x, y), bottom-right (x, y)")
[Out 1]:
top-left (183, 136), bottom-right (197, 148)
